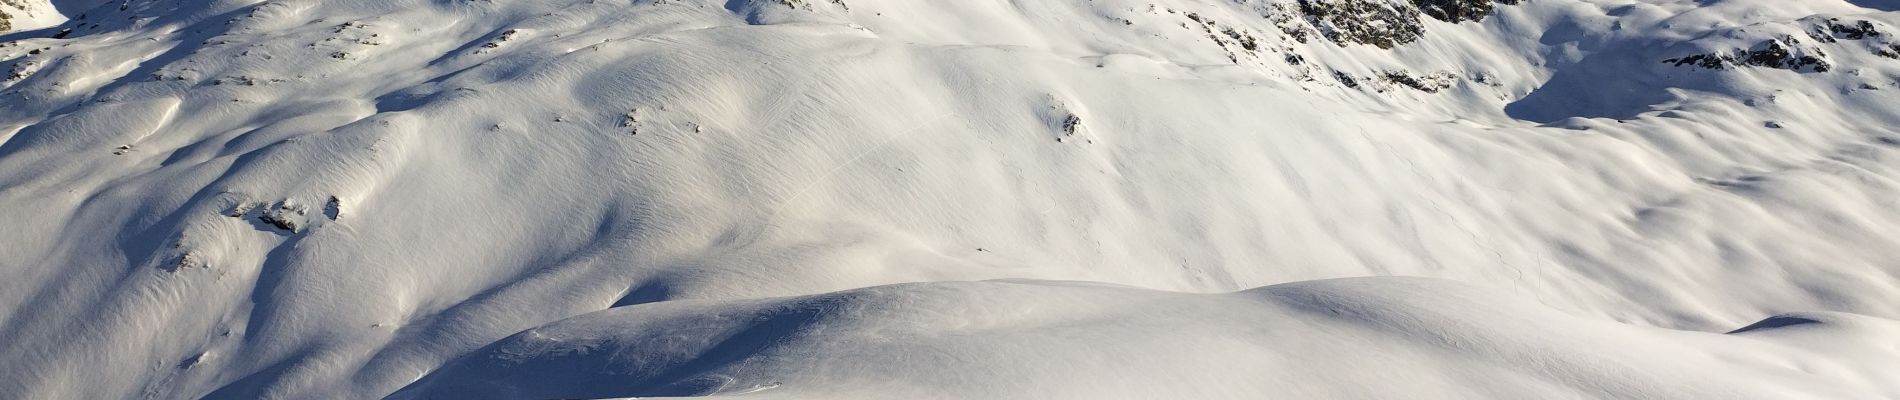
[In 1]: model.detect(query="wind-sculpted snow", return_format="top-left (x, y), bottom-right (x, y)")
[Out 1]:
top-left (398, 278), bottom-right (1900, 399)
top-left (1, 0), bottom-right (1899, 398)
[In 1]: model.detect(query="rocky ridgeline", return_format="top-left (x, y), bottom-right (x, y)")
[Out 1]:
top-left (1664, 17), bottom-right (1900, 73)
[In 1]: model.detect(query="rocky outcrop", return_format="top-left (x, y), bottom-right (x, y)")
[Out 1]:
top-left (1295, 0), bottom-right (1425, 49)
top-left (1664, 18), bottom-right (1900, 72)
top-left (1807, 18), bottom-right (1884, 42)
top-left (1380, 70), bottom-right (1457, 92)
top-left (1276, 0), bottom-right (1513, 49)
top-left (1412, 0), bottom-right (1507, 24)
top-left (1665, 37), bottom-right (1832, 73)
top-left (1803, 17), bottom-right (1900, 59)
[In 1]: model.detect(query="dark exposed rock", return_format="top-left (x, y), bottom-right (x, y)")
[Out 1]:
top-left (1257, 3), bottom-right (1317, 44)
top-left (1798, 18), bottom-right (1900, 59)
top-left (1822, 19), bottom-right (1882, 41)
top-left (1296, 0), bottom-right (1424, 49)
top-left (1238, 0), bottom-right (1519, 48)
top-left (1223, 27), bottom-right (1261, 51)
top-left (1380, 70), bottom-right (1454, 92)
top-left (1663, 38), bottom-right (1830, 73)
top-left (1412, 0), bottom-right (1495, 23)
top-left (234, 201), bottom-right (310, 233)
top-left (324, 196), bottom-right (343, 221)
top-left (258, 211), bottom-right (300, 232)
top-left (1877, 44), bottom-right (1900, 59)
top-left (1332, 70), bottom-right (1360, 88)
top-left (1057, 114), bottom-right (1083, 142)
top-left (1664, 53), bottom-right (1727, 69)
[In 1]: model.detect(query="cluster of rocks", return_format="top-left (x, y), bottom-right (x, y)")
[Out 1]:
top-left (1182, 11), bottom-right (1271, 62)
top-left (1182, 0), bottom-right (1515, 53)
top-left (1808, 18), bottom-right (1883, 42)
top-left (1280, 0), bottom-right (1508, 48)
top-left (1326, 69), bottom-right (1457, 92)
top-left (228, 200), bottom-right (313, 233)
top-left (1413, 0), bottom-right (1513, 24)
top-left (476, 29), bottom-right (520, 54)
top-left (1379, 70), bottom-right (1457, 92)
top-left (1291, 0), bottom-right (1425, 49)
top-left (1804, 18), bottom-right (1900, 59)
top-left (4, 57), bottom-right (36, 83)
top-left (1664, 38), bottom-right (1832, 73)
top-left (1665, 18), bottom-right (1900, 73)
top-left (317, 20), bottom-right (385, 61)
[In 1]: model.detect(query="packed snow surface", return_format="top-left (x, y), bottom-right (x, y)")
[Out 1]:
top-left (2, 0), bottom-right (1899, 398)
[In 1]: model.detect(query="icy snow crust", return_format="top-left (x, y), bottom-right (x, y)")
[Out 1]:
top-left (1, 0), bottom-right (1898, 398)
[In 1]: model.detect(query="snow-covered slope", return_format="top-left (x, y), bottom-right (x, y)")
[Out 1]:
top-left (0, 0), bottom-right (61, 33)
top-left (2, 0), bottom-right (1899, 398)
top-left (401, 278), bottom-right (1900, 399)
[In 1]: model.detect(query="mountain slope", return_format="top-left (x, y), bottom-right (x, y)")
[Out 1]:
top-left (2, 0), bottom-right (1899, 398)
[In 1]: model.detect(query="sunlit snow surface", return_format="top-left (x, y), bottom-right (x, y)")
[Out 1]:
top-left (2, 0), bottom-right (1899, 398)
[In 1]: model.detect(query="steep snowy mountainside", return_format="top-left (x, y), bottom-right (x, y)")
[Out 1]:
top-left (3, 0), bottom-right (1900, 398)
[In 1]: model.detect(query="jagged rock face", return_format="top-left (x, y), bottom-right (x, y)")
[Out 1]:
top-left (1295, 0), bottom-right (1425, 49)
top-left (1412, 0), bottom-right (1496, 23)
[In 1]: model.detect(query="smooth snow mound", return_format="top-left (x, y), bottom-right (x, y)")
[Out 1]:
top-left (399, 277), bottom-right (1900, 399)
